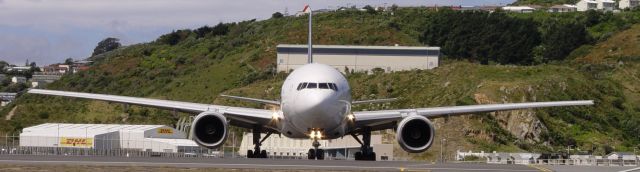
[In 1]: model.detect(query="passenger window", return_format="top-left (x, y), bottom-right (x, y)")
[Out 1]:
top-left (319, 83), bottom-right (329, 89)
top-left (307, 83), bottom-right (317, 88)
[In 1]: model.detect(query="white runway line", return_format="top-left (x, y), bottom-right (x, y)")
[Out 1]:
top-left (619, 167), bottom-right (640, 172)
top-left (0, 160), bottom-right (539, 171)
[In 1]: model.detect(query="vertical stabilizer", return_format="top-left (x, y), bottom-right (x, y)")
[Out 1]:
top-left (303, 5), bottom-right (313, 64)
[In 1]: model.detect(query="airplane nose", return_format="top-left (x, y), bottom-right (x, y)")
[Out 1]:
top-left (296, 91), bottom-right (332, 114)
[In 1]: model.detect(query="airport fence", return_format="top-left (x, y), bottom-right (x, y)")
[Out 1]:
top-left (0, 133), bottom-right (238, 159)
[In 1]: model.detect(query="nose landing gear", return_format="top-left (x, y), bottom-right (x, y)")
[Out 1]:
top-left (308, 139), bottom-right (325, 160)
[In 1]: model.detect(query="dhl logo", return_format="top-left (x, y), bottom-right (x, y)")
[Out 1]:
top-left (158, 128), bottom-right (173, 134)
top-left (60, 137), bottom-right (92, 147)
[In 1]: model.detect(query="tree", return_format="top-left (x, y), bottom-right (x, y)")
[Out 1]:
top-left (92, 37), bottom-right (121, 56)
top-left (65, 58), bottom-right (74, 65)
top-left (272, 12), bottom-right (284, 19)
top-left (363, 5), bottom-right (376, 14)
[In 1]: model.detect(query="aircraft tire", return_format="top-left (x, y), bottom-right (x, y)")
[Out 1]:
top-left (260, 150), bottom-right (267, 158)
top-left (354, 152), bottom-right (362, 160)
top-left (316, 149), bottom-right (324, 160)
top-left (308, 149), bottom-right (316, 160)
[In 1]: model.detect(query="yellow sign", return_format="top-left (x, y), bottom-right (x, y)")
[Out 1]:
top-left (157, 128), bottom-right (174, 134)
top-left (60, 137), bottom-right (93, 148)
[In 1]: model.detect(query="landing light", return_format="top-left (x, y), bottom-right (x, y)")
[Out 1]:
top-left (347, 114), bottom-right (355, 121)
top-left (272, 112), bottom-right (279, 120)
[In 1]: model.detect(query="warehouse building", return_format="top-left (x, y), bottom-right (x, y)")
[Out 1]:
top-left (276, 44), bottom-right (439, 73)
top-left (239, 133), bottom-right (393, 160)
top-left (20, 123), bottom-right (199, 153)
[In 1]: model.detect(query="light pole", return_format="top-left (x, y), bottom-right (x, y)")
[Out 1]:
top-left (440, 138), bottom-right (447, 163)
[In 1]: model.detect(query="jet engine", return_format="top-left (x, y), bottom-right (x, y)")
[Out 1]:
top-left (396, 115), bottom-right (435, 153)
top-left (191, 112), bottom-right (228, 149)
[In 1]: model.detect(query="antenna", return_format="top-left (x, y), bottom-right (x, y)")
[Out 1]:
top-left (304, 5), bottom-right (313, 64)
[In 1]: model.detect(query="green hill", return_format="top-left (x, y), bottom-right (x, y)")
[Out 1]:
top-left (1, 8), bottom-right (640, 160)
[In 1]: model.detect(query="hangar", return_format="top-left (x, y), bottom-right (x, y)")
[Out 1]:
top-left (276, 44), bottom-right (440, 73)
top-left (19, 123), bottom-right (199, 153)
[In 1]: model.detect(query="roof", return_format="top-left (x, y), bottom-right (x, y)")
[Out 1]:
top-left (277, 44), bottom-right (440, 56)
top-left (145, 138), bottom-right (199, 147)
top-left (607, 152), bottom-right (637, 156)
top-left (277, 44), bottom-right (439, 51)
top-left (550, 5), bottom-right (577, 8)
top-left (502, 6), bottom-right (535, 10)
top-left (21, 123), bottom-right (167, 137)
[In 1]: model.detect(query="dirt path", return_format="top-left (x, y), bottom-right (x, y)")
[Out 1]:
top-left (5, 106), bottom-right (17, 121)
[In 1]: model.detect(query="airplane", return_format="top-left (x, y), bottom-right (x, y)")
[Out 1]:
top-left (27, 5), bottom-right (594, 161)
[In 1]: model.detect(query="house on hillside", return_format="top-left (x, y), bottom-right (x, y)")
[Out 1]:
top-left (577, 0), bottom-right (599, 11)
top-left (620, 0), bottom-right (640, 9)
top-left (549, 4), bottom-right (578, 12)
top-left (11, 76), bottom-right (26, 84)
top-left (502, 6), bottom-right (536, 13)
top-left (606, 152), bottom-right (638, 166)
top-left (598, 0), bottom-right (616, 11)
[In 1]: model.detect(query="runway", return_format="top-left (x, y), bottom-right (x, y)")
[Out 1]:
top-left (0, 155), bottom-right (539, 171)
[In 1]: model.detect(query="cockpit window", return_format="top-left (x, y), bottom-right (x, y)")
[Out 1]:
top-left (307, 83), bottom-right (317, 89)
top-left (319, 83), bottom-right (329, 89)
top-left (297, 83), bottom-right (304, 91)
top-left (297, 82), bottom-right (338, 91)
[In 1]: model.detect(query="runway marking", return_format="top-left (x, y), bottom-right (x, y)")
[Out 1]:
top-left (0, 159), bottom-right (540, 171)
top-left (619, 167), bottom-right (640, 172)
top-left (527, 165), bottom-right (552, 172)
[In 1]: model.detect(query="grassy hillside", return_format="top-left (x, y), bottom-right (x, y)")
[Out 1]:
top-left (1, 8), bottom-right (640, 160)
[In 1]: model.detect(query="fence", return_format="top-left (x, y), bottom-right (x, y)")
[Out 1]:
top-left (0, 133), bottom-right (236, 158)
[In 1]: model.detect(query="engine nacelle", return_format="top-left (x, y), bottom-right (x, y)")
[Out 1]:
top-left (191, 112), bottom-right (228, 149)
top-left (396, 115), bottom-right (435, 153)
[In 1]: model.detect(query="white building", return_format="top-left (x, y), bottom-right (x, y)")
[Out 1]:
top-left (5, 66), bottom-right (31, 72)
top-left (598, 0), bottom-right (616, 11)
top-left (620, 0), bottom-right (640, 9)
top-left (277, 44), bottom-right (439, 73)
top-left (239, 133), bottom-right (393, 160)
top-left (502, 6), bottom-right (536, 13)
top-left (11, 76), bottom-right (26, 84)
top-left (0, 92), bottom-right (17, 107)
top-left (577, 0), bottom-right (615, 11)
top-left (20, 123), bottom-right (200, 153)
top-left (30, 74), bottom-right (62, 88)
top-left (548, 4), bottom-right (578, 12)
top-left (577, 0), bottom-right (599, 11)
top-left (457, 150), bottom-right (540, 165)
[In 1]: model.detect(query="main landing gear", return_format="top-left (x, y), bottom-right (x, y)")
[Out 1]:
top-left (247, 126), bottom-right (272, 158)
top-left (308, 139), bottom-right (325, 160)
top-left (351, 127), bottom-right (376, 161)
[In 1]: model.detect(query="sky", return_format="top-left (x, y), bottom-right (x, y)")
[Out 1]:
top-left (0, 0), bottom-right (515, 65)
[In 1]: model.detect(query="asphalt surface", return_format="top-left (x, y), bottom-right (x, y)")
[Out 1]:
top-left (0, 155), bottom-right (539, 171)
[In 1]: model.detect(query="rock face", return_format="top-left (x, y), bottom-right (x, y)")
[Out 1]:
top-left (473, 93), bottom-right (547, 143)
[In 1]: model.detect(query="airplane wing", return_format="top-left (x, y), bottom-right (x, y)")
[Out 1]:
top-left (219, 94), bottom-right (280, 105)
top-left (352, 100), bottom-right (594, 130)
top-left (27, 89), bottom-right (274, 129)
top-left (352, 98), bottom-right (397, 105)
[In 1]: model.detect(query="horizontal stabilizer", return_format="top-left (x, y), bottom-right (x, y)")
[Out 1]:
top-left (219, 95), bottom-right (280, 105)
top-left (352, 98), bottom-right (398, 105)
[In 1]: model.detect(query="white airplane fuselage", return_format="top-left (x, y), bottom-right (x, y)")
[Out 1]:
top-left (280, 63), bottom-right (351, 139)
